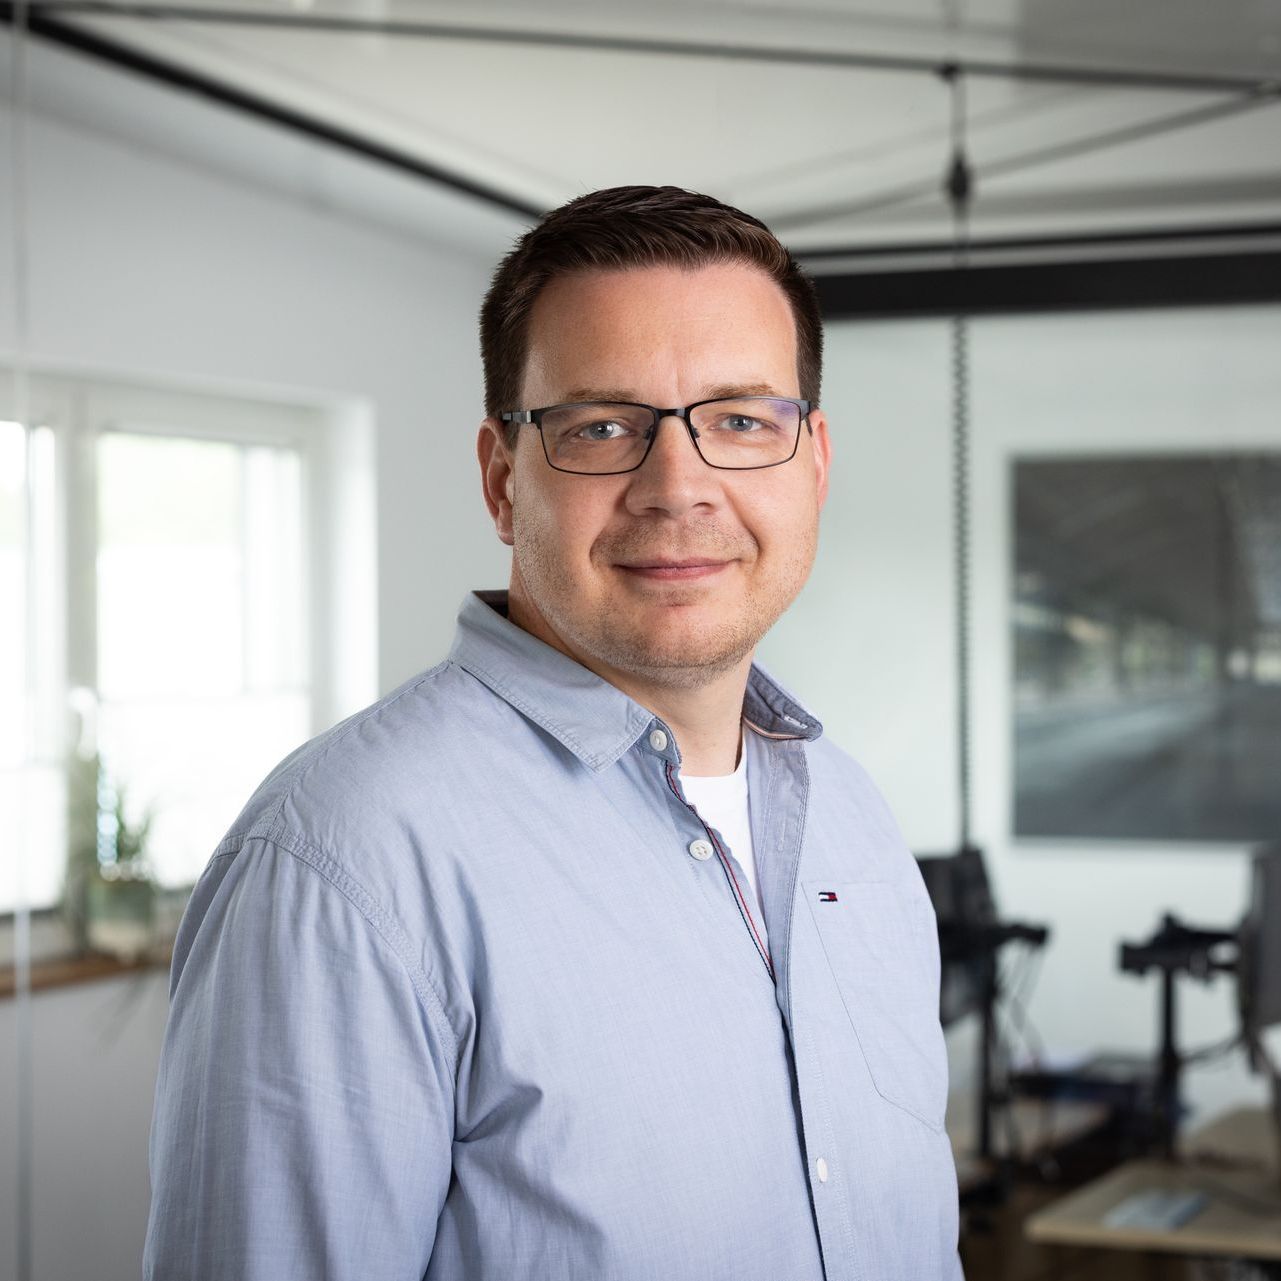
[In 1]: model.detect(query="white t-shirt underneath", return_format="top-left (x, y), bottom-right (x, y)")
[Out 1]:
top-left (680, 730), bottom-right (764, 927)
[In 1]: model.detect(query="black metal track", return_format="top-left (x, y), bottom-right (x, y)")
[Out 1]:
top-left (815, 250), bottom-right (1281, 318)
top-left (797, 221), bottom-right (1281, 263)
top-left (19, 0), bottom-right (1281, 93)
top-left (0, 0), bottom-right (545, 221)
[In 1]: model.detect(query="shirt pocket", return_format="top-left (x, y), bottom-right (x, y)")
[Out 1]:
top-left (804, 878), bottom-right (948, 1133)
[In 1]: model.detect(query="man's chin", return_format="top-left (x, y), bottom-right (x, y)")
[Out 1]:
top-left (588, 619), bottom-right (760, 689)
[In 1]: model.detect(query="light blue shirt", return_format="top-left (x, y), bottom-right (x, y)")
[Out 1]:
top-left (145, 590), bottom-right (961, 1281)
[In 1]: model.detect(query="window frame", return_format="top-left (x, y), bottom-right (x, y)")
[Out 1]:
top-left (1, 368), bottom-right (367, 925)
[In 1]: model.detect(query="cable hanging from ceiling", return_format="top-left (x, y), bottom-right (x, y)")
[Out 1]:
top-left (942, 60), bottom-right (976, 855)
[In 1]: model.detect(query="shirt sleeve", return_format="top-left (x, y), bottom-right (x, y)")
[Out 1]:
top-left (143, 834), bottom-right (456, 1281)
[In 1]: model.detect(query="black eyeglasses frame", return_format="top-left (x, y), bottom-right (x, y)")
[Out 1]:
top-left (499, 396), bottom-right (814, 476)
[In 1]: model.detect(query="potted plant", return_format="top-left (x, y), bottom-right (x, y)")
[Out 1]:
top-left (64, 750), bottom-right (158, 962)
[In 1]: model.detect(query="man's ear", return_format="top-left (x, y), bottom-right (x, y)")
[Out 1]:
top-left (478, 418), bottom-right (516, 546)
top-left (808, 408), bottom-right (832, 511)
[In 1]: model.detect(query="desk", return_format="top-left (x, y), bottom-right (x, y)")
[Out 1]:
top-left (1025, 1106), bottom-right (1281, 1263)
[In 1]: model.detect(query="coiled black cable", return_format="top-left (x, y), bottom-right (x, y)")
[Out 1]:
top-left (942, 62), bottom-right (975, 850)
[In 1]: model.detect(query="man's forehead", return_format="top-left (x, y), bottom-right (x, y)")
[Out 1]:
top-left (522, 264), bottom-right (799, 400)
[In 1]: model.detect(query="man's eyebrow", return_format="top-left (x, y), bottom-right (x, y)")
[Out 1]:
top-left (559, 388), bottom-right (642, 404)
top-left (557, 382), bottom-right (785, 404)
top-left (701, 382), bottom-right (784, 400)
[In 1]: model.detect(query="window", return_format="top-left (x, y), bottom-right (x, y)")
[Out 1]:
top-left (2, 373), bottom-right (368, 915)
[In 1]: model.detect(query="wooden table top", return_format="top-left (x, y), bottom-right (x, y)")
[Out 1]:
top-left (1025, 1106), bottom-right (1281, 1261)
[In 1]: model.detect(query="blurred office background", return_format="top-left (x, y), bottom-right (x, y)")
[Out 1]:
top-left (2, 2), bottom-right (1280, 1278)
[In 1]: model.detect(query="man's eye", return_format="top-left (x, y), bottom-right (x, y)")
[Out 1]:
top-left (577, 420), bottom-right (629, 441)
top-left (723, 415), bottom-right (766, 433)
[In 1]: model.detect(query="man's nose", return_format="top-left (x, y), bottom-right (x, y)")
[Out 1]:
top-left (622, 414), bottom-right (720, 517)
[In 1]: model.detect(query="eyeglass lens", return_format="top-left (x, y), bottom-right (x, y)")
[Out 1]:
top-left (539, 398), bottom-right (802, 474)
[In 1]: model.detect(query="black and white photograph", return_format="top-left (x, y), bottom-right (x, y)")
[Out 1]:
top-left (1014, 453), bottom-right (1281, 842)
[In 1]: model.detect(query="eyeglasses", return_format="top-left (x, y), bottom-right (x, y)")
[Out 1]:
top-left (500, 396), bottom-right (813, 476)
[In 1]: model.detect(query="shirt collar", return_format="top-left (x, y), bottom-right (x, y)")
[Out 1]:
top-left (448, 590), bottom-right (822, 774)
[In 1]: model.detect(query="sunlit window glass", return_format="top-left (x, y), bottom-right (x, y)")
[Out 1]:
top-left (0, 420), bottom-right (65, 912)
top-left (95, 431), bottom-right (310, 891)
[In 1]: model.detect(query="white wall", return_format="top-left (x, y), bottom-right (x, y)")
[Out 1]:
top-left (760, 305), bottom-right (1281, 1122)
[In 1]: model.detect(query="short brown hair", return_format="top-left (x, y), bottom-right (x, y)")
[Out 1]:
top-left (479, 185), bottom-right (823, 444)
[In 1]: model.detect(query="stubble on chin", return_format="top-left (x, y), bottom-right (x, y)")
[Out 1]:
top-left (588, 609), bottom-right (760, 690)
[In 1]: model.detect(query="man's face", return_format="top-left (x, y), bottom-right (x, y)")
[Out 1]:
top-left (479, 261), bottom-right (831, 690)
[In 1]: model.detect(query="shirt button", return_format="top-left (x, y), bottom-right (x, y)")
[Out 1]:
top-left (688, 839), bottom-right (714, 861)
top-left (816, 1157), bottom-right (829, 1183)
top-left (649, 729), bottom-right (668, 752)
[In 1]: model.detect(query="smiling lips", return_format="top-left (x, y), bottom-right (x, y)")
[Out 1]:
top-left (617, 559), bottom-right (731, 581)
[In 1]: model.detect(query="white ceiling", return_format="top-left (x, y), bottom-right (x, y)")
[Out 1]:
top-left (7, 0), bottom-right (1281, 264)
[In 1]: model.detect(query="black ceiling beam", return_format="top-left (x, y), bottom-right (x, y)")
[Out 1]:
top-left (22, 0), bottom-right (1281, 94)
top-left (0, 1), bottom-right (545, 222)
top-left (815, 250), bottom-right (1281, 318)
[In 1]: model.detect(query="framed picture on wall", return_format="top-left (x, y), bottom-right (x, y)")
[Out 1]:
top-left (1012, 452), bottom-right (1281, 842)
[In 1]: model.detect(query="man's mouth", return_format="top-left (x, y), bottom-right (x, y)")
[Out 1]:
top-left (616, 559), bottom-right (731, 580)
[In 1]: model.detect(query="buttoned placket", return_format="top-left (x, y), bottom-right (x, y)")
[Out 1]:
top-left (651, 717), bottom-right (857, 1277)
top-left (645, 718), bottom-right (774, 980)
top-left (748, 727), bottom-right (860, 1280)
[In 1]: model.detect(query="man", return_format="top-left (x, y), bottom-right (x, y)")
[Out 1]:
top-left (145, 185), bottom-right (961, 1280)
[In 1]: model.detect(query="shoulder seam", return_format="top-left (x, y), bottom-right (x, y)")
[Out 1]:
top-left (244, 829), bottom-right (460, 1062)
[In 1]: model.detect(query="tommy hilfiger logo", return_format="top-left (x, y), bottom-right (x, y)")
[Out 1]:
top-left (818, 891), bottom-right (839, 902)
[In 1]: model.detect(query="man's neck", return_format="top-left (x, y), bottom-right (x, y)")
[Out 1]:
top-left (503, 589), bottom-right (749, 777)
